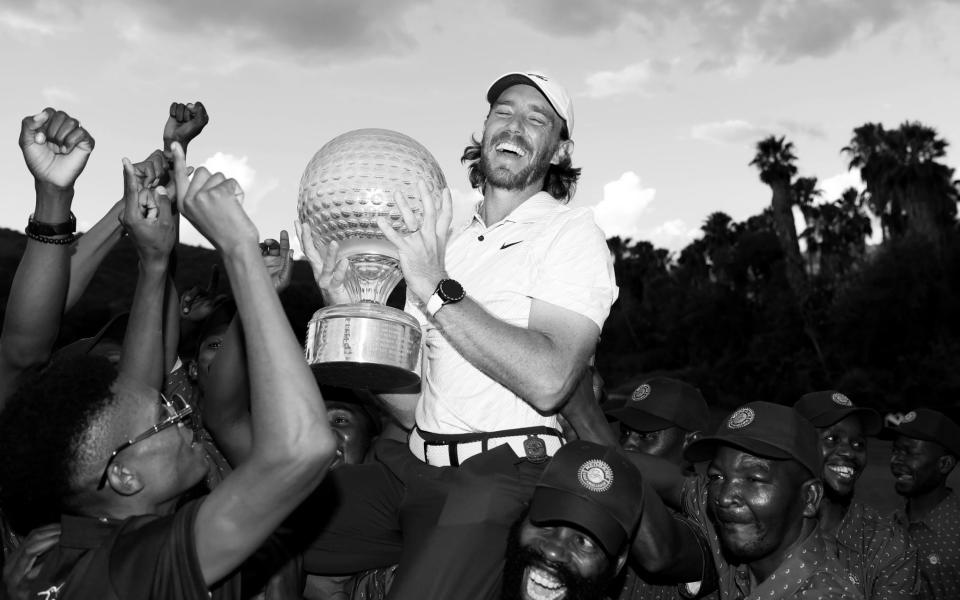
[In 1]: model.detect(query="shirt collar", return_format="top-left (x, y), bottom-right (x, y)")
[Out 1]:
top-left (746, 527), bottom-right (829, 600)
top-left (467, 192), bottom-right (566, 229)
top-left (894, 488), bottom-right (958, 527)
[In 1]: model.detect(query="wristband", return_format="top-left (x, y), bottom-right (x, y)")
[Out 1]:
top-left (27, 212), bottom-right (76, 237)
top-left (26, 231), bottom-right (79, 245)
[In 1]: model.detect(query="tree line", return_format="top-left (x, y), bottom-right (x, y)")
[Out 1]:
top-left (597, 121), bottom-right (960, 417)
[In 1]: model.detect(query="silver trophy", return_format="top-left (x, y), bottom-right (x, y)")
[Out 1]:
top-left (298, 128), bottom-right (446, 389)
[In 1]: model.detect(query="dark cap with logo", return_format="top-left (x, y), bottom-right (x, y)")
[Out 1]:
top-left (793, 390), bottom-right (882, 436)
top-left (884, 409), bottom-right (960, 457)
top-left (684, 401), bottom-right (822, 477)
top-left (606, 377), bottom-right (710, 433)
top-left (529, 440), bottom-right (643, 557)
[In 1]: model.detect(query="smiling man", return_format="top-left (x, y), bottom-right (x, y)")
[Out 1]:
top-left (502, 441), bottom-right (642, 600)
top-left (682, 401), bottom-right (863, 600)
top-left (793, 391), bottom-right (918, 600)
top-left (886, 408), bottom-right (960, 600)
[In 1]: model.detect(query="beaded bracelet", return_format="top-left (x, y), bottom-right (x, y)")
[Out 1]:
top-left (26, 231), bottom-right (80, 245)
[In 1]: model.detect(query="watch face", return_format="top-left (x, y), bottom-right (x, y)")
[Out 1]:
top-left (438, 279), bottom-right (465, 303)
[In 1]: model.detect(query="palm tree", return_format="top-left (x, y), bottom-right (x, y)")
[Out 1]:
top-left (844, 121), bottom-right (959, 244)
top-left (750, 136), bottom-right (808, 301)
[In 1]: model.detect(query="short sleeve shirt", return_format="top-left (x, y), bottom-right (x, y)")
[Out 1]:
top-left (830, 500), bottom-right (919, 600)
top-left (680, 476), bottom-right (863, 600)
top-left (892, 490), bottom-right (960, 600)
top-left (26, 498), bottom-right (241, 600)
top-left (407, 192), bottom-right (618, 435)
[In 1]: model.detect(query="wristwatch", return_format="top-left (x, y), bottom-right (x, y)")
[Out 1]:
top-left (425, 278), bottom-right (465, 317)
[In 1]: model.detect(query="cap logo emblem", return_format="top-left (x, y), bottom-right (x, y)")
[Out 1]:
top-left (902, 411), bottom-right (917, 423)
top-left (727, 408), bottom-right (755, 429)
top-left (578, 459), bottom-right (614, 493)
top-left (831, 392), bottom-right (852, 406)
top-left (631, 384), bottom-right (651, 403)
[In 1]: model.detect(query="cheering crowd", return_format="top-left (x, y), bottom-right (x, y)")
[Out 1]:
top-left (0, 71), bottom-right (956, 600)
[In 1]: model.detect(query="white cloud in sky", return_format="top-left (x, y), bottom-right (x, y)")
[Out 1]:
top-left (594, 172), bottom-right (656, 241)
top-left (645, 219), bottom-right (697, 251)
top-left (819, 169), bottom-right (863, 201)
top-left (583, 60), bottom-right (672, 99)
top-left (179, 152), bottom-right (279, 248)
top-left (690, 119), bottom-right (825, 145)
top-left (41, 87), bottom-right (78, 106)
top-left (0, 10), bottom-right (58, 35)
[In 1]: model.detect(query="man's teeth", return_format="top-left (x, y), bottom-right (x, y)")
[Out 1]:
top-left (828, 465), bottom-right (855, 479)
top-left (496, 142), bottom-right (526, 156)
top-left (525, 567), bottom-right (565, 600)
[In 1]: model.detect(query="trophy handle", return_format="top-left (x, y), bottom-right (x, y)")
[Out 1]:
top-left (343, 253), bottom-right (404, 305)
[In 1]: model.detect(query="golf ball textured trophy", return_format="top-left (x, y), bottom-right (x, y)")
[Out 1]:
top-left (298, 129), bottom-right (446, 389)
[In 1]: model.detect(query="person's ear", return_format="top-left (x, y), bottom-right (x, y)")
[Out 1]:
top-left (550, 139), bottom-right (574, 166)
top-left (937, 453), bottom-right (957, 476)
top-left (106, 461), bottom-right (145, 497)
top-left (801, 478), bottom-right (823, 518)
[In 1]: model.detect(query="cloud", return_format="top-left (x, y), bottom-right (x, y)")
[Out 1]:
top-left (690, 118), bottom-right (826, 145)
top-left (509, 0), bottom-right (952, 67)
top-left (179, 152), bottom-right (279, 248)
top-left (0, 9), bottom-right (59, 35)
top-left (12, 0), bottom-right (428, 63)
top-left (645, 219), bottom-right (697, 252)
top-left (41, 87), bottom-right (78, 106)
top-left (818, 169), bottom-right (864, 202)
top-left (593, 172), bottom-right (657, 241)
top-left (583, 59), bottom-right (673, 99)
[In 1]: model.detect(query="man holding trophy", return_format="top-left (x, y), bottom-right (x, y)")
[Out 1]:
top-left (298, 71), bottom-right (617, 600)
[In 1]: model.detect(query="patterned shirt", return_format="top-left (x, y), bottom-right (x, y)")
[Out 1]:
top-left (829, 500), bottom-right (919, 600)
top-left (891, 490), bottom-right (960, 600)
top-left (681, 475), bottom-right (863, 600)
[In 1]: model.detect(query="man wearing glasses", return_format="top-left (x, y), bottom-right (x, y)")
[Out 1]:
top-left (0, 126), bottom-right (336, 599)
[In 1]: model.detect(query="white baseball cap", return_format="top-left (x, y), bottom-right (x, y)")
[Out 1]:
top-left (486, 71), bottom-right (574, 137)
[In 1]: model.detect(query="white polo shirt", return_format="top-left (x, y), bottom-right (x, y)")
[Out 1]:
top-left (406, 192), bottom-right (618, 436)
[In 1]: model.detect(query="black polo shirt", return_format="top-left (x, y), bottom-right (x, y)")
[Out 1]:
top-left (27, 498), bottom-right (241, 600)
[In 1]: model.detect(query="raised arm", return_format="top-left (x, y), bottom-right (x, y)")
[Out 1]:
top-left (0, 108), bottom-right (94, 405)
top-left (116, 157), bottom-right (177, 389)
top-left (201, 232), bottom-right (293, 466)
top-left (171, 145), bottom-right (335, 585)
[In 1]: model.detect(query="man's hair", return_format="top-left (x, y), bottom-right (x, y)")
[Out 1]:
top-left (461, 134), bottom-right (581, 203)
top-left (0, 355), bottom-right (119, 533)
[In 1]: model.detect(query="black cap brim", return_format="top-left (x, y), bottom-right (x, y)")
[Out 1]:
top-left (605, 408), bottom-right (676, 433)
top-left (807, 407), bottom-right (882, 436)
top-left (529, 487), bottom-right (628, 557)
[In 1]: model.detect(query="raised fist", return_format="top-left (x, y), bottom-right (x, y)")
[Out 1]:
top-left (121, 157), bottom-right (177, 264)
top-left (19, 108), bottom-right (95, 189)
top-left (163, 101), bottom-right (209, 151)
top-left (171, 142), bottom-right (257, 253)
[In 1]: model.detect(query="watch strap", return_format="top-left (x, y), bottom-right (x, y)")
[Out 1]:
top-left (425, 293), bottom-right (444, 318)
top-left (27, 212), bottom-right (76, 236)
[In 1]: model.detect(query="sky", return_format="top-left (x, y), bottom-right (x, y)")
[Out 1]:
top-left (2, 0), bottom-right (959, 256)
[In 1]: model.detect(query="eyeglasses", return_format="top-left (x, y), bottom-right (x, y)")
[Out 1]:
top-left (96, 392), bottom-right (198, 490)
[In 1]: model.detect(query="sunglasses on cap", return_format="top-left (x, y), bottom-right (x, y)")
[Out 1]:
top-left (96, 392), bottom-right (198, 491)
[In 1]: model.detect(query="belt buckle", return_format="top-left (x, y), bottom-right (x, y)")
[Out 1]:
top-left (523, 435), bottom-right (548, 464)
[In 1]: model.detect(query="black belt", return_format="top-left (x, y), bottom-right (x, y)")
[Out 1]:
top-left (414, 425), bottom-right (563, 466)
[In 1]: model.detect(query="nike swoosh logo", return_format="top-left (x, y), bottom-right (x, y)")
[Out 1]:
top-left (500, 241), bottom-right (523, 250)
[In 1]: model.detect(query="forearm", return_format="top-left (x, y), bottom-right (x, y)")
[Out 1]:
top-left (66, 199), bottom-right (123, 310)
top-left (162, 275), bottom-right (180, 372)
top-left (631, 482), bottom-right (706, 580)
top-left (118, 260), bottom-right (168, 389)
top-left (0, 184), bottom-right (74, 392)
top-left (431, 297), bottom-right (591, 411)
top-left (203, 314), bottom-right (254, 465)
top-left (561, 369), bottom-right (617, 444)
top-left (221, 244), bottom-right (332, 461)
top-left (623, 452), bottom-right (688, 510)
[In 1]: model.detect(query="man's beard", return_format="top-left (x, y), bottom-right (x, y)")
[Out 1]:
top-left (480, 133), bottom-right (556, 192)
top-left (501, 519), bottom-right (613, 600)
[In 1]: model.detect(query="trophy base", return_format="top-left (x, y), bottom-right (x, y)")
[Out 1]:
top-left (305, 303), bottom-right (422, 390)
